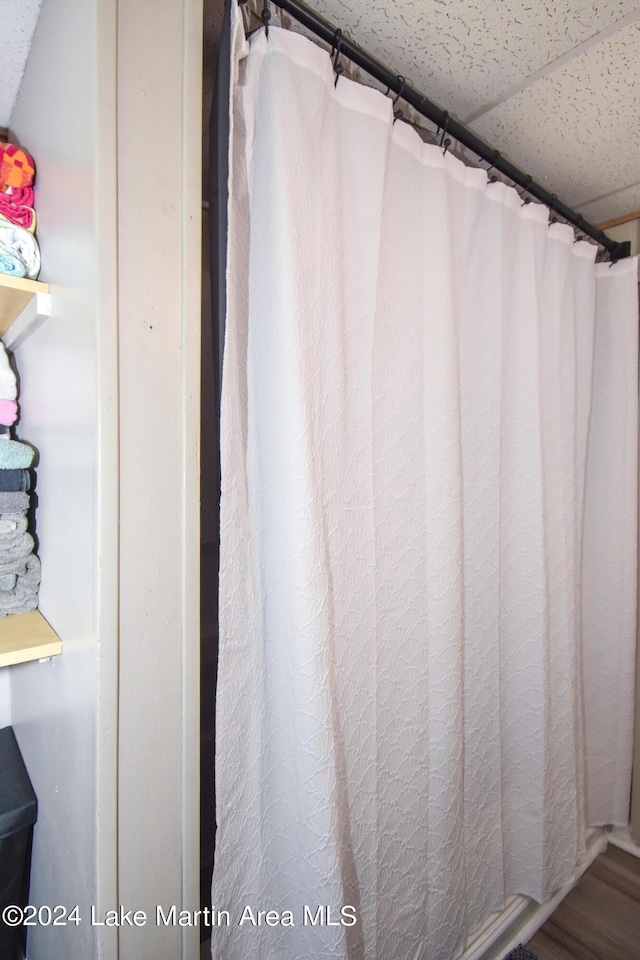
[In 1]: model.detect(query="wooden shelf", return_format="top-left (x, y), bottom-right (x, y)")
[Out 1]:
top-left (0, 274), bottom-right (51, 349)
top-left (0, 610), bottom-right (62, 667)
top-left (0, 278), bottom-right (59, 669)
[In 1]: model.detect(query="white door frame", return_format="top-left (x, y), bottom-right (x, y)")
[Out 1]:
top-left (113, 1), bottom-right (203, 957)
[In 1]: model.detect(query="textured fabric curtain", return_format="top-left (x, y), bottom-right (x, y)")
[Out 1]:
top-left (213, 12), bottom-right (639, 960)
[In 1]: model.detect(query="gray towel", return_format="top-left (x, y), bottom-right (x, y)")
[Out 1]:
top-left (0, 553), bottom-right (40, 616)
top-left (0, 491), bottom-right (29, 513)
top-left (0, 530), bottom-right (34, 564)
top-left (0, 556), bottom-right (29, 577)
top-left (0, 514), bottom-right (28, 537)
top-left (0, 515), bottom-right (30, 559)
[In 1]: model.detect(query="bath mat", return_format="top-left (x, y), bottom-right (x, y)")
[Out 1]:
top-left (504, 948), bottom-right (539, 960)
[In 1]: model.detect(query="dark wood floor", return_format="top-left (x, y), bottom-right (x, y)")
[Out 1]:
top-left (527, 844), bottom-right (640, 960)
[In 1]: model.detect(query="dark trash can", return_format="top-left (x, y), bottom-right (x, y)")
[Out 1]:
top-left (0, 726), bottom-right (37, 960)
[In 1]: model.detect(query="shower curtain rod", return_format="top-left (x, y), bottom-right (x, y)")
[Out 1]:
top-left (252, 0), bottom-right (630, 262)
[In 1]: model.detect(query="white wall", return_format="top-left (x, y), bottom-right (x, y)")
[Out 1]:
top-left (0, 671), bottom-right (10, 727)
top-left (7, 0), bottom-right (118, 957)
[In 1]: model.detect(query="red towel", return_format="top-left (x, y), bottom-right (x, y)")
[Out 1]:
top-left (0, 144), bottom-right (35, 191)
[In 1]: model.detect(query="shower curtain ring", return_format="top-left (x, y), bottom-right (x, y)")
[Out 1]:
top-left (517, 175), bottom-right (533, 203)
top-left (392, 76), bottom-right (406, 123)
top-left (486, 149), bottom-right (501, 176)
top-left (332, 28), bottom-right (344, 86)
top-left (439, 111), bottom-right (450, 148)
top-left (393, 76), bottom-right (406, 106)
top-left (261, 0), bottom-right (271, 37)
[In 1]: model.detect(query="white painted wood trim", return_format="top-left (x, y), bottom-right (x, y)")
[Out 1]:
top-left (95, 0), bottom-right (120, 957)
top-left (115, 0), bottom-right (201, 956)
top-left (633, 400), bottom-right (640, 845)
top-left (180, 1), bottom-right (204, 958)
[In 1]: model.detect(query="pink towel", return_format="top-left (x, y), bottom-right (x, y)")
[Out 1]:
top-left (3, 186), bottom-right (34, 207)
top-left (0, 400), bottom-right (17, 426)
top-left (0, 197), bottom-right (35, 233)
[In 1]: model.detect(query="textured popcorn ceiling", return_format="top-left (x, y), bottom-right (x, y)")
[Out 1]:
top-left (299, 0), bottom-right (640, 224)
top-left (4, 0), bottom-right (639, 224)
top-left (472, 20), bottom-right (640, 222)
top-left (0, 0), bottom-right (43, 127)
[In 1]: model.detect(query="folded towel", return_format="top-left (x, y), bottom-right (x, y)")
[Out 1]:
top-left (0, 221), bottom-right (40, 279)
top-left (0, 514), bottom-right (28, 537)
top-left (0, 522), bottom-right (30, 557)
top-left (0, 400), bottom-right (17, 426)
top-left (0, 556), bottom-right (29, 577)
top-left (3, 186), bottom-right (35, 207)
top-left (0, 530), bottom-right (34, 564)
top-left (0, 491), bottom-right (29, 513)
top-left (0, 345), bottom-right (16, 402)
top-left (0, 245), bottom-right (26, 277)
top-left (0, 470), bottom-right (30, 492)
top-left (0, 144), bottom-right (35, 192)
top-left (0, 200), bottom-right (36, 233)
top-left (0, 440), bottom-right (34, 469)
top-left (0, 553), bottom-right (40, 616)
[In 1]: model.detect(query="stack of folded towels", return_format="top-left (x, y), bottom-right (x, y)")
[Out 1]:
top-left (0, 341), bottom-right (40, 616)
top-left (0, 142), bottom-right (40, 280)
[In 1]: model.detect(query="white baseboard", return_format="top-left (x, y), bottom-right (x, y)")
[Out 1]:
top-left (606, 824), bottom-right (640, 858)
top-left (461, 828), bottom-right (608, 960)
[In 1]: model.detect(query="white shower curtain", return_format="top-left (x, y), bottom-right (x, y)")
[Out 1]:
top-left (213, 12), bottom-right (639, 960)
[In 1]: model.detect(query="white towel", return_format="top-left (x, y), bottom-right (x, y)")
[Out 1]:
top-left (0, 221), bottom-right (40, 279)
top-left (0, 342), bottom-right (16, 401)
